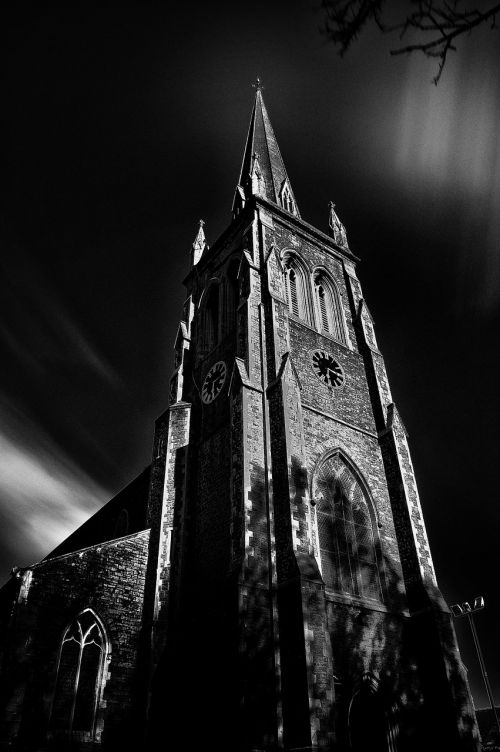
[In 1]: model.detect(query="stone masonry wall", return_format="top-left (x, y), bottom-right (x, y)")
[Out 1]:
top-left (0, 531), bottom-right (149, 752)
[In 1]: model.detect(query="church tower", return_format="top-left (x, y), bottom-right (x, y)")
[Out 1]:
top-left (144, 84), bottom-right (480, 752)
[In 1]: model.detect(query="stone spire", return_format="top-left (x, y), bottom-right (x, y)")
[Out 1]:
top-left (232, 79), bottom-right (300, 218)
top-left (191, 219), bottom-right (207, 266)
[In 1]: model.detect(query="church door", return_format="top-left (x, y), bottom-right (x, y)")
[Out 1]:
top-left (349, 685), bottom-right (395, 752)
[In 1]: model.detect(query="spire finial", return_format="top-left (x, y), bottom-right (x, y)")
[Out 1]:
top-left (191, 218), bottom-right (207, 266)
top-left (252, 77), bottom-right (264, 92)
top-left (328, 201), bottom-right (348, 248)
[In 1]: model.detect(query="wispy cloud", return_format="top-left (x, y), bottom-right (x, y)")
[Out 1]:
top-left (42, 293), bottom-right (123, 387)
top-left (0, 402), bottom-right (111, 583)
top-left (0, 252), bottom-right (123, 387)
top-left (394, 43), bottom-right (500, 314)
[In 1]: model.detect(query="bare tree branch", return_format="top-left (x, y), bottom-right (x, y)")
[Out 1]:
top-left (320, 0), bottom-right (500, 83)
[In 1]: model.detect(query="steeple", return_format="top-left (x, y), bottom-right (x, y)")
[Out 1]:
top-left (233, 80), bottom-right (300, 218)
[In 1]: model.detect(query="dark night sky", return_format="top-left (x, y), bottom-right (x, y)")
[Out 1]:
top-left (3, 2), bottom-right (500, 711)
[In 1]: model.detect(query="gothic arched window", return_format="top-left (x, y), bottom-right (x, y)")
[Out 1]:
top-left (280, 182), bottom-right (296, 215)
top-left (283, 256), bottom-right (311, 324)
top-left (199, 282), bottom-right (220, 356)
top-left (224, 259), bottom-right (240, 335)
top-left (314, 273), bottom-right (346, 344)
top-left (50, 609), bottom-right (106, 736)
top-left (313, 453), bottom-right (382, 601)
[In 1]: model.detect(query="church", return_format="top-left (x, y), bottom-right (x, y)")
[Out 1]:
top-left (0, 84), bottom-right (481, 752)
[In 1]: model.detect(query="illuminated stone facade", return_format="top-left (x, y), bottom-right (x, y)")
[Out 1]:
top-left (0, 89), bottom-right (481, 752)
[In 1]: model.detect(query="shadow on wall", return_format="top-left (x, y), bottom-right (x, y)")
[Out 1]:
top-left (146, 448), bottom-right (478, 752)
top-left (290, 446), bottom-right (479, 752)
top-left (146, 458), bottom-right (275, 752)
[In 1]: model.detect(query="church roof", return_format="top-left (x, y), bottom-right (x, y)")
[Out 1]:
top-left (234, 83), bottom-right (300, 217)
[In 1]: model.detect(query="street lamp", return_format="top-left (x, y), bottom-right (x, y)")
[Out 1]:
top-left (451, 596), bottom-right (500, 738)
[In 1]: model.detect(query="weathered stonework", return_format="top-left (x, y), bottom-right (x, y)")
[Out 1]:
top-left (0, 533), bottom-right (149, 751)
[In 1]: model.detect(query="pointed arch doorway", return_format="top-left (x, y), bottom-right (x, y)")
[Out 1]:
top-left (348, 676), bottom-right (398, 752)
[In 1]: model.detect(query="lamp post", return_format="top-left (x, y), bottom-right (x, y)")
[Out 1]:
top-left (451, 596), bottom-right (500, 738)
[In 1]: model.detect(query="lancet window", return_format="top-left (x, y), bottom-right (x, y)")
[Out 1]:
top-left (283, 255), bottom-right (311, 324)
top-left (50, 610), bottom-right (106, 735)
top-left (313, 453), bottom-right (382, 601)
top-left (280, 182), bottom-right (296, 215)
top-left (224, 259), bottom-right (240, 335)
top-left (314, 273), bottom-right (346, 344)
top-left (199, 282), bottom-right (220, 356)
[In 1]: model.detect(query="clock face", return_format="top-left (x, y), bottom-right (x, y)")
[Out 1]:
top-left (201, 360), bottom-right (227, 404)
top-left (311, 350), bottom-right (345, 388)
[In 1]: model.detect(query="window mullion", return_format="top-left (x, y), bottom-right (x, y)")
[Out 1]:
top-left (69, 638), bottom-right (84, 733)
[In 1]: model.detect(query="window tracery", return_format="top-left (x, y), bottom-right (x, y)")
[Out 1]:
top-left (50, 610), bottom-right (106, 736)
top-left (313, 453), bottom-right (382, 601)
top-left (280, 182), bottom-right (296, 214)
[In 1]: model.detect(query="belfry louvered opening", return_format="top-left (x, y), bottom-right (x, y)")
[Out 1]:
top-left (314, 273), bottom-right (346, 344)
top-left (283, 255), bottom-right (312, 324)
top-left (224, 259), bottom-right (239, 335)
top-left (198, 282), bottom-right (221, 358)
top-left (289, 269), bottom-right (299, 316)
